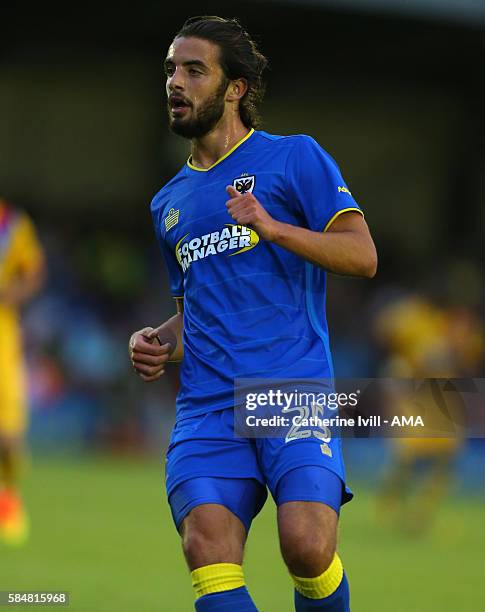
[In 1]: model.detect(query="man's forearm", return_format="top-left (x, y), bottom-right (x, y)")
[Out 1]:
top-left (156, 312), bottom-right (184, 362)
top-left (270, 220), bottom-right (377, 278)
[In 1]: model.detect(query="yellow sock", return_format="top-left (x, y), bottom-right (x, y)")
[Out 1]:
top-left (291, 553), bottom-right (344, 599)
top-left (191, 563), bottom-right (245, 598)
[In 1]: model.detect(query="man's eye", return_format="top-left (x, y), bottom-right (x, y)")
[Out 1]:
top-left (165, 67), bottom-right (174, 76)
top-left (189, 69), bottom-right (202, 75)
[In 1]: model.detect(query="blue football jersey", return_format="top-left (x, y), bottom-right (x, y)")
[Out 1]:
top-left (151, 130), bottom-right (363, 418)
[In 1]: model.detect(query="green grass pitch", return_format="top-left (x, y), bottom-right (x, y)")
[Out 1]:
top-left (0, 457), bottom-right (483, 611)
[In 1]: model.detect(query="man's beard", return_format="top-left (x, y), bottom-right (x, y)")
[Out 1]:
top-left (168, 78), bottom-right (229, 139)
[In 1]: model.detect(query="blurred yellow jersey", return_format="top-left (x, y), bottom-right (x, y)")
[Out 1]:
top-left (376, 295), bottom-right (484, 377)
top-left (376, 295), bottom-right (484, 459)
top-left (0, 201), bottom-right (44, 437)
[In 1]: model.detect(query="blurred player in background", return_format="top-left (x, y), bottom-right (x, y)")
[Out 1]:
top-left (0, 198), bottom-right (45, 545)
top-left (129, 16), bottom-right (376, 612)
top-left (375, 285), bottom-right (484, 533)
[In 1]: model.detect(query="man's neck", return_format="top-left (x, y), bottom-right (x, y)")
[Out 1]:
top-left (190, 117), bottom-right (250, 169)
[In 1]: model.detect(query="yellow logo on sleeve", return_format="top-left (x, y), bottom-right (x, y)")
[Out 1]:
top-left (164, 208), bottom-right (180, 232)
top-left (338, 186), bottom-right (352, 196)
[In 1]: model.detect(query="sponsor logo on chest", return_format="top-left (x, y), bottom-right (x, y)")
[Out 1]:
top-left (175, 224), bottom-right (259, 272)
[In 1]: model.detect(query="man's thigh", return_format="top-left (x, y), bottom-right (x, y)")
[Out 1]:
top-left (179, 500), bottom-right (249, 570)
top-left (166, 408), bottom-right (267, 533)
top-left (258, 435), bottom-right (348, 575)
top-left (274, 465), bottom-right (342, 557)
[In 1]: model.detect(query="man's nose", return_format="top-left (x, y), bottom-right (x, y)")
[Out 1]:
top-left (167, 68), bottom-right (185, 91)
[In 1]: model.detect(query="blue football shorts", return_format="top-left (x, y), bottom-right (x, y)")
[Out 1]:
top-left (166, 407), bottom-right (353, 532)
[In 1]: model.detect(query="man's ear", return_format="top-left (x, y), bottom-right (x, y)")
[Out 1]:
top-left (226, 78), bottom-right (248, 102)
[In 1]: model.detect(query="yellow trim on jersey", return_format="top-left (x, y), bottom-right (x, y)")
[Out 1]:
top-left (323, 207), bottom-right (364, 233)
top-left (292, 553), bottom-right (344, 599)
top-left (187, 129), bottom-right (255, 172)
top-left (191, 563), bottom-right (245, 598)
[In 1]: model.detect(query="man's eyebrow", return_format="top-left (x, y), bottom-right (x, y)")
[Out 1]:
top-left (164, 58), bottom-right (209, 70)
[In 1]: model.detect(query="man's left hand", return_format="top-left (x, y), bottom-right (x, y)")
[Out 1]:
top-left (225, 185), bottom-right (280, 241)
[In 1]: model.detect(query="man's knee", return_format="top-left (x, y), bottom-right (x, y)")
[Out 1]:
top-left (280, 527), bottom-right (336, 576)
top-left (278, 501), bottom-right (338, 577)
top-left (181, 504), bottom-right (246, 570)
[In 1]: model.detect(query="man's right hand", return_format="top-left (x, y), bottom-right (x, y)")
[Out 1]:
top-left (128, 327), bottom-right (173, 382)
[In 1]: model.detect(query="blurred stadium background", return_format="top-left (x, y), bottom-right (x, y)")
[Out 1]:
top-left (1, 1), bottom-right (484, 610)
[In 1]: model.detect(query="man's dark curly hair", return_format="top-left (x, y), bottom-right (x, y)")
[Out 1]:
top-left (175, 16), bottom-right (268, 129)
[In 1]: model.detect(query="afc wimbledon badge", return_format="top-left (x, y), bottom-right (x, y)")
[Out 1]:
top-left (164, 208), bottom-right (180, 232)
top-left (233, 175), bottom-right (256, 194)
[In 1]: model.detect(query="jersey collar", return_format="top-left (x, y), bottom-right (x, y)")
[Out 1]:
top-left (186, 128), bottom-right (255, 172)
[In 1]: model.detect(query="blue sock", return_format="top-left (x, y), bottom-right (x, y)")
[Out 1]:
top-left (294, 573), bottom-right (350, 611)
top-left (195, 586), bottom-right (258, 611)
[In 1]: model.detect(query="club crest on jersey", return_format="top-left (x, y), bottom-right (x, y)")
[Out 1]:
top-left (164, 208), bottom-right (180, 232)
top-left (233, 175), bottom-right (256, 194)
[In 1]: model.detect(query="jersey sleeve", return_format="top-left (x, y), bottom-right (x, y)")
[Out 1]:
top-left (159, 237), bottom-right (184, 298)
top-left (152, 210), bottom-right (184, 298)
top-left (285, 135), bottom-right (363, 232)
